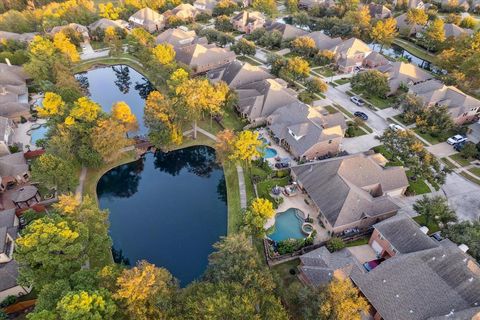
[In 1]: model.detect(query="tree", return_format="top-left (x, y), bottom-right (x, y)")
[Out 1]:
top-left (337, 0), bottom-right (359, 17)
top-left (344, 6), bottom-right (371, 38)
top-left (215, 129), bottom-right (236, 164)
top-left (423, 19), bottom-right (445, 51)
top-left (104, 27), bottom-right (123, 57)
top-left (413, 195), bottom-right (457, 227)
top-left (406, 8), bottom-right (428, 26)
top-left (230, 130), bottom-right (262, 165)
top-left (99, 2), bottom-right (124, 20)
top-left (15, 215), bottom-right (88, 290)
top-left (111, 101), bottom-right (139, 132)
top-left (215, 15), bottom-right (234, 32)
top-left (91, 118), bottom-right (130, 163)
top-left (53, 32), bottom-right (80, 63)
top-left (460, 142), bottom-right (478, 159)
top-left (113, 260), bottom-right (177, 320)
top-left (56, 290), bottom-right (117, 320)
top-left (285, 0), bottom-right (298, 13)
top-left (231, 38), bottom-right (256, 55)
top-left (305, 77), bottom-right (327, 94)
top-left (36, 92), bottom-right (66, 118)
top-left (326, 237), bottom-right (345, 252)
top-left (152, 43), bottom-right (176, 65)
top-left (444, 219), bottom-right (480, 260)
top-left (31, 153), bottom-right (79, 192)
top-left (24, 36), bottom-right (58, 83)
top-left (444, 13), bottom-right (461, 25)
top-left (314, 49), bottom-right (335, 66)
top-left (69, 97), bottom-right (102, 123)
top-left (292, 11), bottom-right (310, 28)
top-left (283, 56), bottom-right (310, 81)
top-left (319, 278), bottom-right (369, 320)
top-left (460, 16), bottom-right (476, 29)
top-left (213, 0), bottom-right (238, 16)
top-left (291, 36), bottom-right (317, 57)
top-left (370, 18), bottom-right (397, 51)
top-left (252, 0), bottom-right (277, 15)
top-left (351, 70), bottom-right (389, 98)
top-left (415, 105), bottom-right (454, 137)
top-left (257, 30), bottom-right (282, 49)
top-left (244, 198), bottom-right (275, 237)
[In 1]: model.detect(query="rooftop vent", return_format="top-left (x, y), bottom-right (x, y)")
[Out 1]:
top-left (419, 226), bottom-right (429, 234)
top-left (458, 244), bottom-right (469, 253)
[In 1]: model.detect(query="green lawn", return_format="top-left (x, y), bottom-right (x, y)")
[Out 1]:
top-left (346, 122), bottom-right (367, 137)
top-left (345, 237), bottom-right (369, 247)
top-left (316, 66), bottom-right (336, 77)
top-left (393, 38), bottom-right (435, 64)
top-left (450, 153), bottom-right (473, 167)
top-left (257, 176), bottom-right (290, 206)
top-left (334, 78), bottom-right (350, 85)
top-left (413, 128), bottom-right (456, 145)
top-left (323, 105), bottom-right (338, 114)
top-left (413, 215), bottom-right (440, 234)
top-left (460, 171), bottom-right (480, 185)
top-left (271, 259), bottom-right (304, 320)
top-left (224, 161), bottom-right (243, 234)
top-left (441, 157), bottom-right (458, 170)
top-left (468, 167), bottom-right (480, 177)
top-left (350, 88), bottom-right (396, 110)
top-left (393, 114), bottom-right (415, 126)
top-left (406, 171), bottom-right (431, 195)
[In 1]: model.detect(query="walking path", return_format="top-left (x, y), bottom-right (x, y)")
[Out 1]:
top-left (236, 165), bottom-right (247, 209)
top-left (75, 167), bottom-right (87, 201)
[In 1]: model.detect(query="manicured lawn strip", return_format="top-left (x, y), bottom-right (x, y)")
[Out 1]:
top-left (406, 171), bottom-right (431, 195)
top-left (237, 55), bottom-right (262, 66)
top-left (413, 215), bottom-right (440, 234)
top-left (243, 165), bottom-right (256, 204)
top-left (257, 176), bottom-right (290, 205)
top-left (324, 105), bottom-right (338, 114)
top-left (346, 122), bottom-right (367, 137)
top-left (441, 157), bottom-right (458, 170)
top-left (333, 103), bottom-right (375, 134)
top-left (393, 38), bottom-right (435, 64)
top-left (468, 167), bottom-right (480, 177)
top-left (334, 78), bottom-right (350, 85)
top-left (351, 88), bottom-right (396, 110)
top-left (224, 161), bottom-right (242, 234)
top-left (345, 237), bottom-right (369, 247)
top-left (316, 66), bottom-right (336, 77)
top-left (450, 153), bottom-right (472, 167)
top-left (460, 171), bottom-right (480, 185)
top-left (413, 129), bottom-right (456, 145)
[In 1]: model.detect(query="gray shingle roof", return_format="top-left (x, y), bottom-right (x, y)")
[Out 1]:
top-left (207, 60), bottom-right (272, 89)
top-left (0, 260), bottom-right (20, 291)
top-left (175, 43), bottom-right (236, 72)
top-left (291, 153), bottom-right (408, 228)
top-left (351, 245), bottom-right (480, 320)
top-left (374, 215), bottom-right (439, 254)
top-left (264, 22), bottom-right (308, 40)
top-left (0, 152), bottom-right (28, 177)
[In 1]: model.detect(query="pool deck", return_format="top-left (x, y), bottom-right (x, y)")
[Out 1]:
top-left (256, 128), bottom-right (297, 167)
top-left (13, 119), bottom-right (47, 151)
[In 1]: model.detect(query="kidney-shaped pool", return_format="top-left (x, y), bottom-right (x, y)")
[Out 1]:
top-left (97, 146), bottom-right (227, 286)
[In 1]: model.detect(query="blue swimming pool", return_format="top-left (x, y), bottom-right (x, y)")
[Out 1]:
top-left (268, 208), bottom-right (306, 242)
top-left (263, 147), bottom-right (278, 159)
top-left (30, 125), bottom-right (48, 145)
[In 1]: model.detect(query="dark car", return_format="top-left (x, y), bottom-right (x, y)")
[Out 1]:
top-left (354, 111), bottom-right (368, 121)
top-left (363, 258), bottom-right (385, 272)
top-left (275, 162), bottom-right (289, 169)
top-left (453, 141), bottom-right (466, 152)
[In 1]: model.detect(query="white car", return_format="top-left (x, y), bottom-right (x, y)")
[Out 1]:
top-left (388, 123), bottom-right (405, 132)
top-left (350, 96), bottom-right (365, 106)
top-left (447, 135), bottom-right (467, 145)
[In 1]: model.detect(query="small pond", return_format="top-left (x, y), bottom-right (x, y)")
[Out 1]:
top-left (76, 65), bottom-right (154, 136)
top-left (268, 208), bottom-right (306, 242)
top-left (97, 146), bottom-right (227, 286)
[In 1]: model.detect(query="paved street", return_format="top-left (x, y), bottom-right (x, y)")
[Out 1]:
top-left (442, 173), bottom-right (480, 221)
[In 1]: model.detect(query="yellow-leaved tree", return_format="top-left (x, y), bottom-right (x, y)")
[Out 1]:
top-left (99, 2), bottom-right (124, 20)
top-left (55, 193), bottom-right (80, 214)
top-left (152, 43), bottom-right (176, 65)
top-left (56, 290), bottom-right (117, 320)
top-left (36, 92), bottom-right (65, 118)
top-left (113, 260), bottom-right (177, 320)
top-left (215, 129), bottom-right (236, 164)
top-left (244, 197), bottom-right (275, 236)
top-left (112, 101), bottom-right (139, 133)
top-left (69, 97), bottom-right (102, 123)
top-left (319, 278), bottom-right (369, 320)
top-left (230, 130), bottom-right (262, 166)
top-left (53, 32), bottom-right (80, 62)
top-left (91, 118), bottom-right (130, 163)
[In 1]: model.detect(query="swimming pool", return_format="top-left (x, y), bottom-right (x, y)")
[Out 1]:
top-left (263, 147), bottom-right (278, 159)
top-left (29, 124), bottom-right (48, 145)
top-left (268, 208), bottom-right (306, 242)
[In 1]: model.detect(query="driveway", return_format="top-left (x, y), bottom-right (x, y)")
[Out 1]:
top-left (324, 87), bottom-right (389, 133)
top-left (426, 142), bottom-right (456, 158)
top-left (468, 122), bottom-right (480, 144)
top-left (341, 133), bottom-right (380, 154)
top-left (442, 173), bottom-right (480, 221)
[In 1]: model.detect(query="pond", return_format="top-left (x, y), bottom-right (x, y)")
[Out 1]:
top-left (76, 65), bottom-right (154, 136)
top-left (97, 146), bottom-right (227, 286)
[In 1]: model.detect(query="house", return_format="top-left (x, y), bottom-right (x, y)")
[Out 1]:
top-left (395, 13), bottom-right (424, 36)
top-left (363, 51), bottom-right (389, 68)
top-left (0, 63), bottom-right (30, 120)
top-left (330, 38), bottom-right (372, 73)
top-left (88, 18), bottom-right (129, 32)
top-left (267, 101), bottom-right (346, 160)
top-left (164, 3), bottom-right (200, 21)
top-left (375, 62), bottom-right (432, 95)
top-left (351, 241), bottom-right (480, 320)
top-left (155, 27), bottom-right (207, 48)
top-left (49, 23), bottom-right (90, 40)
top-left (207, 60), bottom-right (272, 89)
top-left (0, 117), bottom-right (14, 157)
top-left (298, 246), bottom-right (359, 287)
top-left (298, 0), bottom-right (335, 9)
top-left (0, 209), bottom-right (30, 302)
top-left (443, 23), bottom-right (473, 39)
top-left (264, 22), bottom-right (308, 41)
top-left (193, 0), bottom-right (218, 14)
top-left (0, 31), bottom-right (36, 43)
top-left (369, 214), bottom-right (439, 258)
top-left (442, 0), bottom-right (470, 11)
top-left (367, 3), bottom-right (392, 19)
top-left (129, 7), bottom-right (165, 33)
top-left (0, 152), bottom-right (29, 192)
top-left (408, 0), bottom-right (425, 9)
top-left (231, 11), bottom-right (266, 34)
top-left (306, 31), bottom-right (342, 51)
top-left (290, 153), bottom-right (409, 235)
top-left (409, 79), bottom-right (480, 124)
top-left (175, 43), bottom-right (236, 74)
top-left (235, 78), bottom-right (297, 123)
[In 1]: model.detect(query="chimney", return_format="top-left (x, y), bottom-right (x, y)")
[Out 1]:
top-left (4, 58), bottom-right (11, 66)
top-left (419, 226), bottom-right (429, 234)
top-left (458, 244), bottom-right (469, 253)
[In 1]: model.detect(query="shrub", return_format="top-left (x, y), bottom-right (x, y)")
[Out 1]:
top-left (0, 295), bottom-right (16, 307)
top-left (326, 237), bottom-right (346, 252)
top-left (276, 169), bottom-right (289, 178)
top-left (277, 238), bottom-right (304, 254)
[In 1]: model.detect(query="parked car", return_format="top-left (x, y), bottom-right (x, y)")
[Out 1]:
top-left (275, 162), bottom-right (289, 169)
top-left (447, 134), bottom-right (467, 145)
top-left (454, 141), bottom-right (467, 152)
top-left (388, 123), bottom-right (404, 132)
top-left (363, 258), bottom-right (385, 272)
top-left (354, 111), bottom-right (368, 120)
top-left (431, 231), bottom-right (443, 242)
top-left (350, 96), bottom-right (365, 106)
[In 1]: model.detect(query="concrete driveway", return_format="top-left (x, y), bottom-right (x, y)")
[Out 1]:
top-left (325, 87), bottom-right (389, 133)
top-left (341, 133), bottom-right (381, 154)
top-left (442, 173), bottom-right (480, 221)
top-left (426, 142), bottom-right (456, 158)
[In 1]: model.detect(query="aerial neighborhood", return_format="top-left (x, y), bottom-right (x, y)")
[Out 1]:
top-left (0, 0), bottom-right (479, 318)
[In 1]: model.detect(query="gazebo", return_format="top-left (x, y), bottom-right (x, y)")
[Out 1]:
top-left (11, 186), bottom-right (40, 209)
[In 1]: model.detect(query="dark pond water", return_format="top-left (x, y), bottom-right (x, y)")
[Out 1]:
top-left (76, 65), bottom-right (153, 135)
top-left (97, 146), bottom-right (227, 286)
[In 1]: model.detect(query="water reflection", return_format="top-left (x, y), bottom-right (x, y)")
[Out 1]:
top-left (153, 146), bottom-right (218, 178)
top-left (112, 65), bottom-right (132, 94)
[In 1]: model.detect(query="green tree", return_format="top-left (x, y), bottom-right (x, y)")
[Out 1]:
top-left (370, 18), bottom-right (398, 52)
top-left (444, 219), bottom-right (480, 260)
top-left (231, 38), bottom-right (256, 55)
top-left (56, 290), bottom-right (117, 320)
top-left (244, 198), bottom-right (275, 237)
top-left (319, 278), bottom-right (369, 320)
top-left (252, 0), bottom-right (277, 15)
top-left (257, 30), bottom-right (282, 49)
top-left (423, 19), bottom-right (445, 51)
top-left (305, 77), bottom-right (327, 95)
top-left (285, 0), bottom-right (298, 13)
top-left (292, 11), bottom-right (310, 28)
top-left (291, 36), bottom-right (317, 57)
top-left (213, 0), bottom-right (238, 16)
top-left (413, 195), bottom-right (457, 227)
top-left (326, 237), bottom-right (346, 252)
top-left (415, 105), bottom-right (454, 137)
top-left (337, 0), bottom-right (359, 17)
top-left (214, 15), bottom-right (234, 32)
top-left (15, 215), bottom-right (88, 290)
top-left (31, 153), bottom-right (79, 192)
top-left (351, 70), bottom-right (389, 98)
top-left (344, 6), bottom-right (371, 38)
top-left (460, 142), bottom-right (478, 159)
top-left (282, 56), bottom-right (310, 81)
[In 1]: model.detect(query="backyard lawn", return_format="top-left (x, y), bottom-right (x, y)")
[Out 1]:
top-left (224, 161), bottom-right (242, 234)
top-left (413, 215), bottom-right (440, 234)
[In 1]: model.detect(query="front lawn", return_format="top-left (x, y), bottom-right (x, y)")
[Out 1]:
top-left (450, 153), bottom-right (473, 167)
top-left (323, 105), bottom-right (338, 114)
top-left (393, 114), bottom-right (415, 126)
top-left (468, 167), bottom-right (480, 177)
top-left (334, 78), bottom-right (350, 85)
top-left (315, 66), bottom-right (336, 77)
top-left (351, 88), bottom-right (397, 110)
top-left (413, 128), bottom-right (456, 145)
top-left (345, 121), bottom-right (367, 137)
top-left (460, 171), bottom-right (480, 185)
top-left (406, 171), bottom-right (431, 195)
top-left (413, 215), bottom-right (440, 234)
top-left (441, 157), bottom-right (458, 170)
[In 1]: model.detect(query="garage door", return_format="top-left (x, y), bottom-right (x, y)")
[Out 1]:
top-left (371, 240), bottom-right (383, 255)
